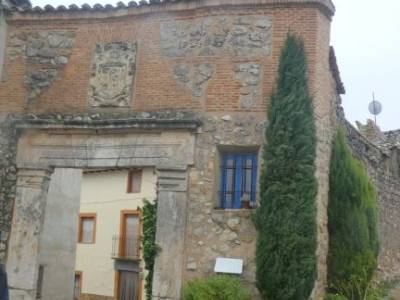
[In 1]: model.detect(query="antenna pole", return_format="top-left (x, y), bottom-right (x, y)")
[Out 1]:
top-left (373, 91), bottom-right (377, 125)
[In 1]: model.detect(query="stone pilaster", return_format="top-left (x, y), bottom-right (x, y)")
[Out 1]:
top-left (6, 168), bottom-right (52, 300)
top-left (0, 7), bottom-right (7, 81)
top-left (152, 168), bottom-right (189, 300)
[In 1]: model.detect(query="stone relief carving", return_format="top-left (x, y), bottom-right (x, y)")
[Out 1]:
top-left (8, 31), bottom-right (75, 101)
top-left (161, 16), bottom-right (272, 58)
top-left (173, 63), bottom-right (214, 97)
top-left (234, 63), bottom-right (261, 108)
top-left (161, 16), bottom-right (271, 100)
top-left (88, 42), bottom-right (136, 107)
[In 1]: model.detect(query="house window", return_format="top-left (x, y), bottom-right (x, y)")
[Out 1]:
top-left (220, 153), bottom-right (258, 209)
top-left (74, 272), bottom-right (82, 300)
top-left (127, 170), bottom-right (142, 193)
top-left (78, 214), bottom-right (96, 244)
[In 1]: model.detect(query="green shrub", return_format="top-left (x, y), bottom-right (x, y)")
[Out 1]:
top-left (141, 199), bottom-right (158, 300)
top-left (325, 281), bottom-right (392, 300)
top-left (254, 33), bottom-right (317, 300)
top-left (327, 130), bottom-right (379, 300)
top-left (182, 275), bottom-right (252, 300)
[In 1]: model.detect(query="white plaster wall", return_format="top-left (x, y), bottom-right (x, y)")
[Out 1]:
top-left (75, 168), bottom-right (157, 297)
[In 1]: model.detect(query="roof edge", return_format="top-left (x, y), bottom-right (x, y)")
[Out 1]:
top-left (8, 0), bottom-right (335, 21)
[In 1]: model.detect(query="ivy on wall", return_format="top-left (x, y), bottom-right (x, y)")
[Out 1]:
top-left (254, 33), bottom-right (317, 300)
top-left (327, 130), bottom-right (379, 299)
top-left (141, 199), bottom-right (158, 300)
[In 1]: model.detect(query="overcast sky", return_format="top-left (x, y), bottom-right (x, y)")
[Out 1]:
top-left (30, 0), bottom-right (400, 131)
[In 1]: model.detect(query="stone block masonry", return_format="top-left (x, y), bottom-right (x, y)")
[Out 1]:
top-left (185, 113), bottom-right (266, 299)
top-left (0, 119), bottom-right (18, 263)
top-left (341, 112), bottom-right (400, 282)
top-left (8, 30), bottom-right (75, 102)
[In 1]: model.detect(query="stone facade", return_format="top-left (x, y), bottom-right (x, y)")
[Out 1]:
top-left (172, 63), bottom-right (214, 98)
top-left (185, 113), bottom-right (266, 298)
top-left (0, 0), bottom-right (364, 299)
top-left (160, 16), bottom-right (272, 58)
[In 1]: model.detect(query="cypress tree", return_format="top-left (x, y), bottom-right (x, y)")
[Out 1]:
top-left (327, 130), bottom-right (379, 299)
top-left (255, 33), bottom-right (317, 300)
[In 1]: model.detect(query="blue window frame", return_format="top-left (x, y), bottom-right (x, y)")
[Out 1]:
top-left (220, 153), bottom-right (258, 209)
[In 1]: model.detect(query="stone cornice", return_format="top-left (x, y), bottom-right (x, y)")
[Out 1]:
top-left (10, 112), bottom-right (202, 131)
top-left (8, 0), bottom-right (335, 23)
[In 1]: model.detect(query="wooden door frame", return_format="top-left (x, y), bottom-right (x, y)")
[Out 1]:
top-left (74, 271), bottom-right (82, 299)
top-left (114, 270), bottom-right (142, 300)
top-left (118, 210), bottom-right (141, 258)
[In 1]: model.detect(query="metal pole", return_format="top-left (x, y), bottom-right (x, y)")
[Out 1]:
top-left (373, 92), bottom-right (376, 124)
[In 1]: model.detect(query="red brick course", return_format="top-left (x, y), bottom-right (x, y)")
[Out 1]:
top-left (0, 2), bottom-right (334, 117)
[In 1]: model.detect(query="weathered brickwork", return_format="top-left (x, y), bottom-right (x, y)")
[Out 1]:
top-left (8, 30), bottom-right (75, 101)
top-left (0, 3), bottom-right (332, 114)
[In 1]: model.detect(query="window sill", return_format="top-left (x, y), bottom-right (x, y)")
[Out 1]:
top-left (112, 256), bottom-right (141, 262)
top-left (212, 208), bottom-right (255, 217)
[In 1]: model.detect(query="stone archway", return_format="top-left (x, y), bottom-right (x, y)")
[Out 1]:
top-left (6, 117), bottom-right (198, 300)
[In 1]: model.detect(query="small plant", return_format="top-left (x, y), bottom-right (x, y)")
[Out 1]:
top-left (182, 275), bottom-right (252, 300)
top-left (325, 280), bottom-right (393, 300)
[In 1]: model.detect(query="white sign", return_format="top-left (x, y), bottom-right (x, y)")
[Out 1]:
top-left (214, 258), bottom-right (243, 275)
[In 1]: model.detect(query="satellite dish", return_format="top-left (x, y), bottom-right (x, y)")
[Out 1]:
top-left (368, 100), bottom-right (382, 116)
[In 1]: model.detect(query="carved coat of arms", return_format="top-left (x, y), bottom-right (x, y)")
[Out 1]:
top-left (88, 42), bottom-right (136, 107)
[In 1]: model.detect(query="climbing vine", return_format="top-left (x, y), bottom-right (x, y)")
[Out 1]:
top-left (141, 199), bottom-right (158, 300)
top-left (255, 33), bottom-right (317, 300)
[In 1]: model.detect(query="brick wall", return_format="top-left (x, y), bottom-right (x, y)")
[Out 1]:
top-left (0, 2), bottom-right (334, 116)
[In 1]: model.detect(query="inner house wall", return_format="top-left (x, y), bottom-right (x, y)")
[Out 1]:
top-left (76, 169), bottom-right (157, 299)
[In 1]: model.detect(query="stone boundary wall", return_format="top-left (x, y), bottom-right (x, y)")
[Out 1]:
top-left (339, 108), bottom-right (400, 281)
